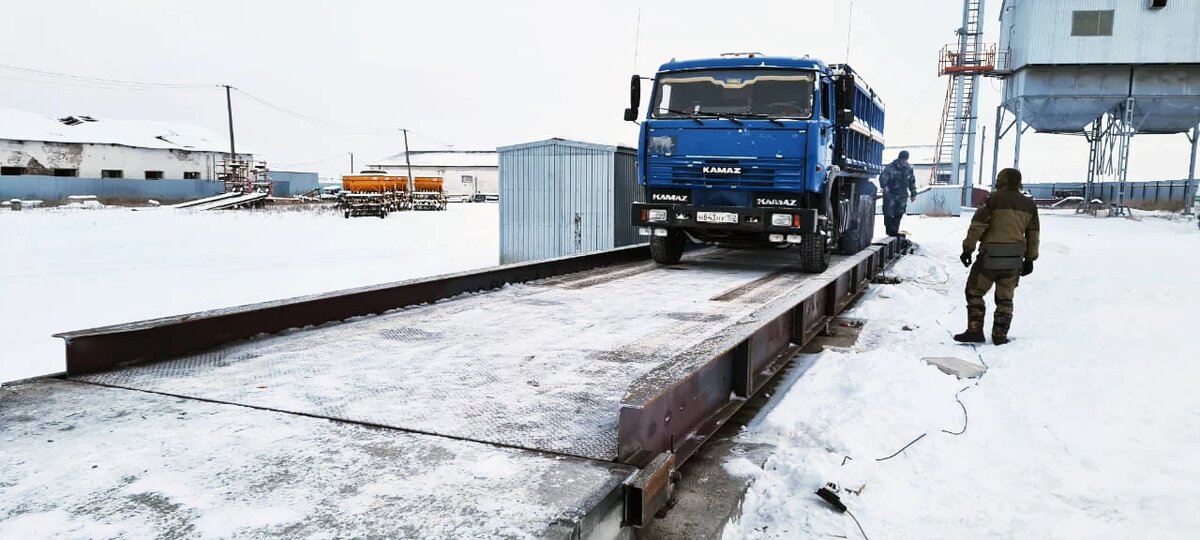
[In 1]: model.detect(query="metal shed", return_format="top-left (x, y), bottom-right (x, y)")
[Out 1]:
top-left (498, 138), bottom-right (642, 264)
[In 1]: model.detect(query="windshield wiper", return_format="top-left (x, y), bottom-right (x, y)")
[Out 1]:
top-left (658, 108), bottom-right (706, 125)
top-left (737, 112), bottom-right (794, 127)
top-left (696, 110), bottom-right (742, 126)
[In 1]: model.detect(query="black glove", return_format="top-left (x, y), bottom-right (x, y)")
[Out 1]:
top-left (1021, 260), bottom-right (1034, 276)
top-left (960, 251), bottom-right (972, 268)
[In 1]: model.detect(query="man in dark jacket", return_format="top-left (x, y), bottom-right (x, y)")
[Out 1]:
top-left (880, 150), bottom-right (918, 236)
top-left (954, 168), bottom-right (1040, 345)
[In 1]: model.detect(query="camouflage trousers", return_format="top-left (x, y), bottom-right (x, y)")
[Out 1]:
top-left (965, 261), bottom-right (1021, 336)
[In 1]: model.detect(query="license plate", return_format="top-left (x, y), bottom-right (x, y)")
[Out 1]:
top-left (697, 211), bottom-right (739, 224)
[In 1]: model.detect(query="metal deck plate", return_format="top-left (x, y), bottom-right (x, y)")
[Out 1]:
top-left (75, 249), bottom-right (826, 461)
top-left (0, 379), bottom-right (632, 539)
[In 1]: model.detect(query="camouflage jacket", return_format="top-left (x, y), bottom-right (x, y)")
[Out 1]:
top-left (880, 160), bottom-right (917, 201)
top-left (963, 173), bottom-right (1041, 261)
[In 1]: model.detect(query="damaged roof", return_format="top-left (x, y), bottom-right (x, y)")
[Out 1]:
top-left (0, 107), bottom-right (246, 153)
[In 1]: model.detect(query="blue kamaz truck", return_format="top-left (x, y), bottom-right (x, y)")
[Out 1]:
top-left (626, 53), bottom-right (885, 272)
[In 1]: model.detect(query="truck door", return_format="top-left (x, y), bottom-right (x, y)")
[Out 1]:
top-left (820, 78), bottom-right (835, 164)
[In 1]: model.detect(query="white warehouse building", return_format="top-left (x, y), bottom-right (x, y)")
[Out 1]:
top-left (369, 150), bottom-right (498, 201)
top-left (0, 107), bottom-right (249, 181)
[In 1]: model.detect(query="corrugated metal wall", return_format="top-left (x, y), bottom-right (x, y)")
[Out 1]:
top-left (0, 176), bottom-right (222, 202)
top-left (269, 171), bottom-right (320, 197)
top-left (1003, 0), bottom-right (1200, 68)
top-left (905, 185), bottom-right (964, 216)
top-left (499, 139), bottom-right (641, 264)
top-left (611, 148), bottom-right (642, 248)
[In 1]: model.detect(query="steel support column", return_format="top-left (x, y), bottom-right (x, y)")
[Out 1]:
top-left (1013, 98), bottom-right (1024, 169)
top-left (1185, 123), bottom-right (1198, 216)
top-left (991, 104), bottom-right (1003, 191)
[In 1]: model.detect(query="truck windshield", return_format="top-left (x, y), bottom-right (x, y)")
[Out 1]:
top-left (651, 69), bottom-right (816, 120)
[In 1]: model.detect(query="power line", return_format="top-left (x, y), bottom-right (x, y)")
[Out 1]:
top-left (0, 62), bottom-right (456, 150)
top-left (230, 87), bottom-right (398, 135)
top-left (0, 62), bottom-right (217, 89)
top-left (231, 87), bottom-right (454, 149)
top-left (0, 74), bottom-right (219, 92)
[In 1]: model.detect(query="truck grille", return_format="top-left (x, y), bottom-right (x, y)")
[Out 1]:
top-left (647, 158), bottom-right (804, 189)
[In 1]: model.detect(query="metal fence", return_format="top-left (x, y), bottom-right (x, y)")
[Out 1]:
top-left (1, 175), bottom-right (223, 203)
top-left (1023, 180), bottom-right (1198, 210)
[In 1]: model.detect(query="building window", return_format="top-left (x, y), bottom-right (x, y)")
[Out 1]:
top-left (144, 171), bottom-right (164, 180)
top-left (1, 166), bottom-right (27, 176)
top-left (53, 168), bottom-right (78, 177)
top-left (101, 169), bottom-right (124, 179)
top-left (1071, 10), bottom-right (1114, 36)
top-left (461, 175), bottom-right (475, 184)
top-left (183, 171), bottom-right (200, 180)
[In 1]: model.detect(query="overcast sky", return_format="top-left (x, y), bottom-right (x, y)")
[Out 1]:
top-left (1, 0), bottom-right (1195, 182)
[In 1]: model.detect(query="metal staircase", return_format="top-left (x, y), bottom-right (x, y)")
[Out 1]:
top-left (931, 0), bottom-right (993, 194)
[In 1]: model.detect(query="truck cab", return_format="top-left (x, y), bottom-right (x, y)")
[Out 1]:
top-left (627, 54), bottom-right (885, 272)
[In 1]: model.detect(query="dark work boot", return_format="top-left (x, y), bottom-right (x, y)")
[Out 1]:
top-left (954, 308), bottom-right (987, 343)
top-left (992, 314), bottom-right (1012, 346)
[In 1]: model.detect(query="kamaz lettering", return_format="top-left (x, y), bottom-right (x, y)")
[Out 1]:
top-left (626, 55), bottom-right (886, 272)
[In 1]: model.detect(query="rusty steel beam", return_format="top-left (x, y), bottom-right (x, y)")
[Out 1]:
top-left (617, 238), bottom-right (901, 469)
top-left (55, 245), bottom-right (651, 376)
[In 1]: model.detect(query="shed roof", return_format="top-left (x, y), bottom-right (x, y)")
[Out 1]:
top-left (0, 107), bottom-right (243, 153)
top-left (497, 138), bottom-right (635, 154)
top-left (370, 150), bottom-right (497, 168)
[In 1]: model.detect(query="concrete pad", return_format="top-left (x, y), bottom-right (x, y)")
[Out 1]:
top-left (923, 356), bottom-right (987, 379)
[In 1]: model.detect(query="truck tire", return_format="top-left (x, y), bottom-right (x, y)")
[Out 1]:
top-left (838, 226), bottom-right (861, 255)
top-left (799, 233), bottom-right (830, 273)
top-left (650, 231), bottom-right (685, 265)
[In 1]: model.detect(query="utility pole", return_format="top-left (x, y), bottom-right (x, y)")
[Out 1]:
top-left (349, 152), bottom-right (355, 174)
top-left (224, 85), bottom-right (236, 161)
top-left (402, 129), bottom-right (415, 193)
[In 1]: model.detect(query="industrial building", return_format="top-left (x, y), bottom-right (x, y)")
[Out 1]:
top-left (368, 150), bottom-right (497, 201)
top-left (992, 0), bottom-right (1200, 213)
top-left (0, 107), bottom-right (249, 180)
top-left (0, 107), bottom-right (251, 202)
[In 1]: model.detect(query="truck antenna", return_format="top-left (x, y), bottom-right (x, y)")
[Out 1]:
top-left (845, 0), bottom-right (854, 62)
top-left (632, 7), bottom-right (643, 72)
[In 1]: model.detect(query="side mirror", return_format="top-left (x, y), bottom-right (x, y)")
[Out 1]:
top-left (837, 109), bottom-right (855, 126)
top-left (625, 74), bottom-right (641, 122)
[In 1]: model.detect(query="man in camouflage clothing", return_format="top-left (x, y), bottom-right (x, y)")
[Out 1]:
top-left (955, 168), bottom-right (1040, 345)
top-left (880, 150), bottom-right (917, 236)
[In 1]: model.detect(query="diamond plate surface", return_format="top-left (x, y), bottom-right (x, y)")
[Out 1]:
top-left (1, 379), bottom-right (632, 539)
top-left (76, 249), bottom-right (815, 461)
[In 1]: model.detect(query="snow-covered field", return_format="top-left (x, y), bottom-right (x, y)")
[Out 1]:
top-left (0, 204), bottom-right (499, 384)
top-left (725, 211), bottom-right (1200, 539)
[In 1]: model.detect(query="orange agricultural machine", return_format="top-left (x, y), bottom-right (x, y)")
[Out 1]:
top-left (338, 172), bottom-right (447, 217)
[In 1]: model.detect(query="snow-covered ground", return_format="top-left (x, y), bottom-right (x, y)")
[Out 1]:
top-left (0, 204), bottom-right (499, 384)
top-left (724, 211), bottom-right (1200, 539)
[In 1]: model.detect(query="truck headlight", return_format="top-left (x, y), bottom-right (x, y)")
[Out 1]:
top-left (771, 213), bottom-right (792, 227)
top-left (648, 209), bottom-right (668, 222)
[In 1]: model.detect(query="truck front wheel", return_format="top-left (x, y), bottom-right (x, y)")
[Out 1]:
top-left (799, 233), bottom-right (830, 273)
top-left (649, 231), bottom-right (685, 265)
